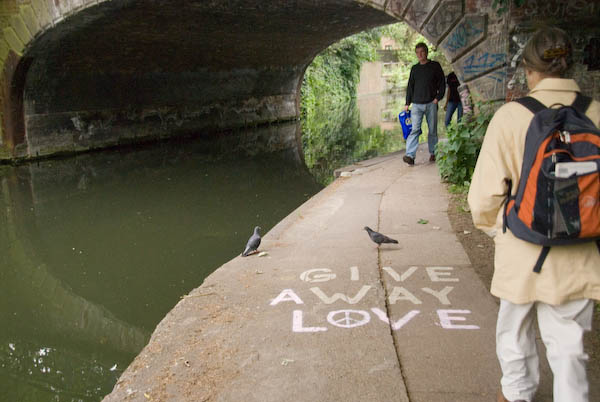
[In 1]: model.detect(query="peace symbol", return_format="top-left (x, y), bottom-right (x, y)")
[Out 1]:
top-left (327, 309), bottom-right (370, 328)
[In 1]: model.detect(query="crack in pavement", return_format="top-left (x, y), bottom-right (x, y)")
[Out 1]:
top-left (375, 165), bottom-right (413, 402)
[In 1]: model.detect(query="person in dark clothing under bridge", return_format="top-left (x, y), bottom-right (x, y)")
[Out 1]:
top-left (444, 71), bottom-right (463, 127)
top-left (403, 42), bottom-right (445, 165)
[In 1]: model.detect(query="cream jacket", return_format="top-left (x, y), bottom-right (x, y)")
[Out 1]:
top-left (468, 78), bottom-right (600, 305)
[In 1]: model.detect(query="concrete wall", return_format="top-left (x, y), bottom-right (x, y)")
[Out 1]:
top-left (1, 0), bottom-right (599, 162)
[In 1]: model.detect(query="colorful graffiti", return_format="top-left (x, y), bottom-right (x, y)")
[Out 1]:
top-left (404, 0), bottom-right (438, 29)
top-left (469, 68), bottom-right (508, 101)
top-left (458, 84), bottom-right (473, 115)
top-left (506, 32), bottom-right (529, 98)
top-left (514, 0), bottom-right (599, 20)
top-left (423, 0), bottom-right (463, 42)
top-left (456, 34), bottom-right (508, 82)
top-left (463, 52), bottom-right (506, 78)
top-left (441, 15), bottom-right (486, 61)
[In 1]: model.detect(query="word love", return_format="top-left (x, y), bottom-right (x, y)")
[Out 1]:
top-left (290, 308), bottom-right (479, 332)
top-left (268, 265), bottom-right (480, 333)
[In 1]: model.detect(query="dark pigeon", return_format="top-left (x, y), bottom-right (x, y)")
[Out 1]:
top-left (364, 226), bottom-right (398, 246)
top-left (242, 226), bottom-right (261, 256)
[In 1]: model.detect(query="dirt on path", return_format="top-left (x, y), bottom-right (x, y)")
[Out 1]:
top-left (446, 189), bottom-right (600, 399)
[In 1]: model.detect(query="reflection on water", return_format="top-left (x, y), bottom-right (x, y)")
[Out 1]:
top-left (302, 64), bottom-right (406, 185)
top-left (302, 100), bottom-right (406, 185)
top-left (0, 123), bottom-right (322, 401)
top-left (1, 64), bottom-right (409, 398)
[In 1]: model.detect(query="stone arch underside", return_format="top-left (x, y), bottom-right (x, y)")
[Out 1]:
top-left (1, 0), bottom-right (598, 161)
top-left (1, 0), bottom-right (400, 160)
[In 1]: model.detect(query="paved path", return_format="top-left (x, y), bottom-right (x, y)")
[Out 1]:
top-left (103, 146), bottom-right (556, 402)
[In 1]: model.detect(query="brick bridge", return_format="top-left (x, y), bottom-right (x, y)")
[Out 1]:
top-left (0, 0), bottom-right (599, 161)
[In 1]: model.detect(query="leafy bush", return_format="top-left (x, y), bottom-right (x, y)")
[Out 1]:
top-left (301, 30), bottom-right (381, 121)
top-left (436, 101), bottom-right (495, 185)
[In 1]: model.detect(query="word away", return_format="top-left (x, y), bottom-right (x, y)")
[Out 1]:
top-left (270, 288), bottom-right (479, 333)
top-left (269, 266), bottom-right (480, 333)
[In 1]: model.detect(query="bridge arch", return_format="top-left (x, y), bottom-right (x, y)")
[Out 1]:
top-left (0, 0), bottom-right (598, 161)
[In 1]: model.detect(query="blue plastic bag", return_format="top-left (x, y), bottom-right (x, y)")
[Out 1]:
top-left (398, 110), bottom-right (413, 140)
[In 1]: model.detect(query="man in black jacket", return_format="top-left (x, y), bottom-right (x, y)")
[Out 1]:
top-left (403, 42), bottom-right (445, 165)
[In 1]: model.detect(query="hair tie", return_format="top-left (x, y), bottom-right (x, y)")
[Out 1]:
top-left (542, 47), bottom-right (568, 60)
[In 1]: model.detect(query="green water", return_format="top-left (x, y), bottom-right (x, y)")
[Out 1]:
top-left (0, 124), bottom-right (322, 401)
top-left (0, 94), bottom-right (408, 401)
top-left (303, 93), bottom-right (406, 184)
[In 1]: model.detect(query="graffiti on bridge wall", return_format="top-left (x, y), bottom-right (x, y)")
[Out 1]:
top-left (404, 0), bottom-right (438, 29)
top-left (506, 32), bottom-right (529, 99)
top-left (423, 0), bottom-right (463, 44)
top-left (385, 0), bottom-right (411, 18)
top-left (456, 34), bottom-right (507, 83)
top-left (468, 68), bottom-right (507, 101)
top-left (441, 15), bottom-right (486, 62)
top-left (512, 0), bottom-right (599, 21)
top-left (506, 28), bottom-right (600, 100)
top-left (458, 84), bottom-right (473, 115)
top-left (462, 52), bottom-right (505, 79)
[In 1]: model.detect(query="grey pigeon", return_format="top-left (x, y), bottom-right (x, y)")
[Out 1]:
top-left (364, 226), bottom-right (398, 246)
top-left (242, 226), bottom-right (261, 256)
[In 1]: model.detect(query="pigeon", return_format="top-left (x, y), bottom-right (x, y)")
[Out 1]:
top-left (242, 226), bottom-right (261, 256)
top-left (364, 226), bottom-right (398, 246)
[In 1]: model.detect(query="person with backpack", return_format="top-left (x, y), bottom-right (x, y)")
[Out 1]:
top-left (467, 27), bottom-right (600, 402)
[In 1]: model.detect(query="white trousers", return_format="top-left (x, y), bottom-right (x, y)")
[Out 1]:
top-left (496, 298), bottom-right (594, 402)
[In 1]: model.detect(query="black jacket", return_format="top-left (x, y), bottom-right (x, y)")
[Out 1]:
top-left (405, 60), bottom-right (445, 105)
top-left (446, 72), bottom-right (461, 103)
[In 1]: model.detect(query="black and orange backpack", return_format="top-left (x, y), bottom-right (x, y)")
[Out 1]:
top-left (503, 94), bottom-right (600, 273)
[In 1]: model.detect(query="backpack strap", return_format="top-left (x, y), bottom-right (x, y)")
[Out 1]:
top-left (533, 246), bottom-right (551, 273)
top-left (571, 93), bottom-right (592, 114)
top-left (517, 94), bottom-right (592, 115)
top-left (502, 179), bottom-right (513, 234)
top-left (534, 241), bottom-right (600, 273)
top-left (516, 96), bottom-right (547, 114)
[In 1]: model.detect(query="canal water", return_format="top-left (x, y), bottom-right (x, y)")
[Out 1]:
top-left (0, 82), bottom-right (406, 401)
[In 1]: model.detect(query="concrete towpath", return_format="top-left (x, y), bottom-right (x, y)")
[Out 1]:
top-left (103, 145), bottom-right (555, 402)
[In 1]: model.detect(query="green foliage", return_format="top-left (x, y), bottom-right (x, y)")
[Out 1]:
top-left (377, 23), bottom-right (452, 88)
top-left (447, 183), bottom-right (469, 195)
top-left (301, 22), bottom-right (447, 121)
top-left (302, 99), bottom-right (405, 185)
top-left (301, 24), bottom-right (413, 185)
top-left (301, 30), bottom-right (382, 121)
top-left (436, 101), bottom-right (495, 185)
top-left (301, 22), bottom-right (453, 185)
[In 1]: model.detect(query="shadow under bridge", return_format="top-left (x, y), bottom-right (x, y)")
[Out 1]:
top-left (6, 0), bottom-right (396, 160)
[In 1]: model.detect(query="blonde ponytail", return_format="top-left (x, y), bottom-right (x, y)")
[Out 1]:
top-left (522, 27), bottom-right (573, 77)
